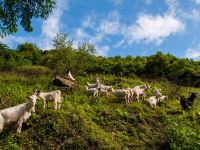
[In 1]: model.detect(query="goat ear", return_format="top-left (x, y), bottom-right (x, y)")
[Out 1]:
top-left (35, 89), bottom-right (40, 94)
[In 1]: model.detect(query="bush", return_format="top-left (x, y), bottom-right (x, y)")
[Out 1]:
top-left (14, 65), bottom-right (52, 76)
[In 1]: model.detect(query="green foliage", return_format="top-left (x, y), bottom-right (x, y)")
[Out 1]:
top-left (14, 65), bottom-right (51, 76)
top-left (17, 43), bottom-right (41, 64)
top-left (0, 43), bottom-right (31, 70)
top-left (0, 0), bottom-right (55, 36)
top-left (77, 41), bottom-right (96, 55)
top-left (1, 73), bottom-right (200, 149)
top-left (52, 32), bottom-right (73, 49)
top-left (1, 41), bottom-right (200, 87)
top-left (167, 112), bottom-right (200, 149)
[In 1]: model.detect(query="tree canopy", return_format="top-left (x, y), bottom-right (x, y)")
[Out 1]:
top-left (0, 0), bottom-right (55, 37)
top-left (1, 42), bottom-right (200, 87)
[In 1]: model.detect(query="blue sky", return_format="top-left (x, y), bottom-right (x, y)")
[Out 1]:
top-left (1, 0), bottom-right (200, 59)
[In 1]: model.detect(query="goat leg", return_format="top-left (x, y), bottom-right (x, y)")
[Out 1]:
top-left (17, 118), bottom-right (23, 133)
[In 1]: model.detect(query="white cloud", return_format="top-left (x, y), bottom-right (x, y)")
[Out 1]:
top-left (123, 14), bottom-right (185, 45)
top-left (42, 16), bottom-right (60, 39)
top-left (97, 11), bottom-right (122, 35)
top-left (73, 11), bottom-right (122, 56)
top-left (90, 33), bottom-right (105, 43)
top-left (96, 45), bottom-right (110, 56)
top-left (194, 0), bottom-right (200, 4)
top-left (75, 28), bottom-right (90, 40)
top-left (98, 20), bottom-right (121, 35)
top-left (186, 47), bottom-right (200, 60)
top-left (41, 0), bottom-right (69, 49)
top-left (181, 9), bottom-right (200, 22)
top-left (74, 9), bottom-right (185, 53)
top-left (82, 16), bottom-right (96, 29)
top-left (0, 36), bottom-right (16, 48)
top-left (96, 11), bottom-right (123, 35)
top-left (165, 0), bottom-right (178, 15)
top-left (165, 0), bottom-right (200, 23)
top-left (144, 0), bottom-right (153, 5)
top-left (113, 39), bottom-right (125, 48)
top-left (0, 36), bottom-right (36, 48)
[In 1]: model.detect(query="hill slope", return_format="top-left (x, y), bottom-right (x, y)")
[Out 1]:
top-left (0, 72), bottom-right (200, 149)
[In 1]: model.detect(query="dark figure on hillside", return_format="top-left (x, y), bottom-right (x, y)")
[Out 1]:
top-left (180, 92), bottom-right (197, 111)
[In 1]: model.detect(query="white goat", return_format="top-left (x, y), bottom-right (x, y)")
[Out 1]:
top-left (133, 85), bottom-right (146, 89)
top-left (35, 89), bottom-right (62, 109)
top-left (86, 82), bottom-right (99, 89)
top-left (147, 96), bottom-right (158, 108)
top-left (99, 84), bottom-right (112, 91)
top-left (131, 85), bottom-right (151, 101)
top-left (110, 88), bottom-right (131, 103)
top-left (158, 96), bottom-right (168, 102)
top-left (147, 94), bottom-right (167, 108)
top-left (154, 88), bottom-right (162, 97)
top-left (0, 94), bottom-right (37, 133)
top-left (86, 78), bottom-right (100, 89)
top-left (85, 86), bottom-right (99, 97)
top-left (153, 88), bottom-right (168, 102)
top-left (98, 88), bottom-right (110, 96)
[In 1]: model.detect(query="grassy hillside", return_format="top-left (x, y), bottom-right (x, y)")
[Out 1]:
top-left (0, 71), bottom-right (200, 149)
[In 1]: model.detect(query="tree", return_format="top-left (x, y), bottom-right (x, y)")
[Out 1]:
top-left (52, 32), bottom-right (73, 49)
top-left (77, 41), bottom-right (96, 55)
top-left (0, 0), bottom-right (55, 37)
top-left (17, 43), bottom-right (41, 64)
top-left (0, 43), bottom-right (30, 70)
top-left (145, 51), bottom-right (168, 77)
top-left (0, 43), bottom-right (13, 61)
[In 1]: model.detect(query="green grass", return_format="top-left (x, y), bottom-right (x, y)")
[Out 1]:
top-left (0, 72), bottom-right (200, 149)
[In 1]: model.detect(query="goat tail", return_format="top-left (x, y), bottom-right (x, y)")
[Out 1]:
top-left (0, 113), bottom-right (4, 133)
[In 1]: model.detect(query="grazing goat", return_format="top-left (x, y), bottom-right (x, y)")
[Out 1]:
top-left (85, 86), bottom-right (99, 97)
top-left (86, 82), bottom-right (99, 89)
top-left (158, 96), bottom-right (168, 102)
top-left (35, 89), bottom-right (62, 109)
top-left (109, 88), bottom-right (131, 103)
top-left (147, 94), bottom-right (163, 108)
top-left (86, 78), bottom-right (100, 89)
top-left (98, 88), bottom-right (109, 96)
top-left (180, 92), bottom-right (197, 111)
top-left (153, 88), bottom-right (162, 97)
top-left (131, 85), bottom-right (151, 101)
top-left (0, 94), bottom-right (37, 133)
top-left (99, 84), bottom-right (112, 91)
top-left (133, 85), bottom-right (146, 89)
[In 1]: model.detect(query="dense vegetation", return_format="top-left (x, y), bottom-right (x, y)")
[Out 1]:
top-left (0, 35), bottom-right (200, 87)
top-left (0, 35), bottom-right (200, 149)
